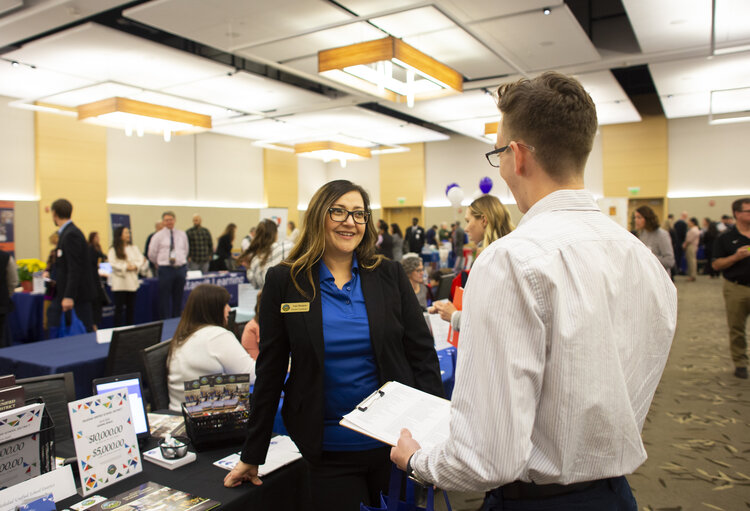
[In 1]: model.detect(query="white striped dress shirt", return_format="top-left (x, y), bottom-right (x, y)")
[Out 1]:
top-left (411, 189), bottom-right (677, 492)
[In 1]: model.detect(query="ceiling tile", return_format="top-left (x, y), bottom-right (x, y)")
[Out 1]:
top-left (387, 89), bottom-right (498, 123)
top-left (124, 0), bottom-right (354, 53)
top-left (439, 116), bottom-right (498, 141)
top-left (0, 0), bottom-right (133, 48)
top-left (211, 118), bottom-right (320, 142)
top-left (163, 71), bottom-right (331, 115)
top-left (332, 0), bottom-right (425, 17)
top-left (714, 0), bottom-right (750, 50)
top-left (622, 0), bottom-right (710, 53)
top-left (650, 52), bottom-right (750, 117)
top-left (370, 6), bottom-right (454, 37)
top-left (471, 5), bottom-right (600, 71)
top-left (3, 23), bottom-right (230, 90)
top-left (0, 62), bottom-right (93, 100)
top-left (439, 0), bottom-right (564, 24)
top-left (404, 27), bottom-right (515, 79)
top-left (244, 22), bottom-right (384, 63)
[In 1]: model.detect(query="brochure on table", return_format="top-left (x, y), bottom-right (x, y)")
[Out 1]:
top-left (83, 481), bottom-right (219, 511)
top-left (0, 464), bottom-right (76, 511)
top-left (68, 390), bottom-right (142, 496)
top-left (0, 402), bottom-right (46, 489)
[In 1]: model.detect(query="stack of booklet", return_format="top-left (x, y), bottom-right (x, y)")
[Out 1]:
top-left (76, 482), bottom-right (219, 511)
top-left (183, 373), bottom-right (250, 416)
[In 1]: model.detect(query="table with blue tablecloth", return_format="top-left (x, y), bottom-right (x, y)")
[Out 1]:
top-left (0, 318), bottom-right (180, 399)
top-left (8, 271), bottom-right (246, 343)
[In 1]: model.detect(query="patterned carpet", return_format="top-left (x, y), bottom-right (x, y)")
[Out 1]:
top-left (438, 275), bottom-right (750, 511)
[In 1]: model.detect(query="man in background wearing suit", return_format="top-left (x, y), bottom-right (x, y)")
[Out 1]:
top-left (404, 217), bottom-right (425, 254)
top-left (49, 198), bottom-right (96, 332)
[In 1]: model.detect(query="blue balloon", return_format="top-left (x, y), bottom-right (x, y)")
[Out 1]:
top-left (445, 183), bottom-right (459, 196)
top-left (479, 177), bottom-right (493, 194)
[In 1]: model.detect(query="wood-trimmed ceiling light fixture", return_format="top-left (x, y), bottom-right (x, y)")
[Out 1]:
top-left (294, 141), bottom-right (371, 168)
top-left (319, 36), bottom-right (463, 107)
top-left (77, 97), bottom-right (212, 141)
top-left (484, 121), bottom-right (499, 142)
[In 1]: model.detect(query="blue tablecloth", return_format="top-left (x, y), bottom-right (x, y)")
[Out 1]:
top-left (437, 347), bottom-right (457, 399)
top-left (0, 318), bottom-right (180, 399)
top-left (8, 271), bottom-right (246, 342)
top-left (7, 293), bottom-right (45, 344)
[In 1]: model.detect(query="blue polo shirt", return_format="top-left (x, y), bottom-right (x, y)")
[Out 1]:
top-left (320, 258), bottom-right (382, 451)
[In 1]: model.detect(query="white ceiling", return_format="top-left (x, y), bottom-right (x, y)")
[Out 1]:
top-left (1, 0), bottom-right (749, 147)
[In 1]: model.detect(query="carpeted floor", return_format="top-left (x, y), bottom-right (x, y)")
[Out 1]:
top-left (437, 275), bottom-right (750, 511)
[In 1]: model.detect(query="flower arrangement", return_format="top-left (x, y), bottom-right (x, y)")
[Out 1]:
top-left (16, 258), bottom-right (46, 282)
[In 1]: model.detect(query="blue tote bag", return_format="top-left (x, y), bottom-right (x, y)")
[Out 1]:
top-left (55, 309), bottom-right (87, 338)
top-left (361, 465), bottom-right (452, 511)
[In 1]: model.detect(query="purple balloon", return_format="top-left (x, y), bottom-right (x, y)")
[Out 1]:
top-left (479, 177), bottom-right (493, 194)
top-left (445, 183), bottom-right (459, 197)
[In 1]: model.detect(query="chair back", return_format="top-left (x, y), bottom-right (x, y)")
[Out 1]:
top-left (435, 273), bottom-right (455, 301)
top-left (105, 321), bottom-right (164, 376)
top-left (17, 372), bottom-right (76, 444)
top-left (139, 341), bottom-right (171, 411)
top-left (226, 309), bottom-right (238, 339)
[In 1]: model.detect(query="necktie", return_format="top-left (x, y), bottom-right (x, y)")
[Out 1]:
top-left (170, 229), bottom-right (174, 251)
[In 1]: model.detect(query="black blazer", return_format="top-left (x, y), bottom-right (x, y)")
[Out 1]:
top-left (55, 222), bottom-right (95, 303)
top-left (240, 258), bottom-right (443, 465)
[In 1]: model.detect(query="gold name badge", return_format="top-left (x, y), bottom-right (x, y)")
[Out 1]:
top-left (280, 302), bottom-right (310, 313)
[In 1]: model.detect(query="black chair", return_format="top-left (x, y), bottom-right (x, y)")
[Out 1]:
top-left (139, 341), bottom-right (170, 411)
top-left (17, 372), bottom-right (76, 443)
top-left (435, 273), bottom-right (455, 301)
top-left (227, 309), bottom-right (238, 340)
top-left (105, 321), bottom-right (164, 377)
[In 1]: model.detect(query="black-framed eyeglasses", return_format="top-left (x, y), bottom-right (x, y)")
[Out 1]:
top-left (485, 142), bottom-right (535, 167)
top-left (328, 207), bottom-right (370, 224)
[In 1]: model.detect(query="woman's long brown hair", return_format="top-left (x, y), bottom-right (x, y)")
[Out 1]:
top-left (238, 219), bottom-right (277, 267)
top-left (467, 194), bottom-right (514, 247)
top-left (286, 180), bottom-right (382, 300)
top-left (167, 284), bottom-right (230, 365)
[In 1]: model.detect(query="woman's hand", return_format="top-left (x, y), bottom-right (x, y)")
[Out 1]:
top-left (428, 301), bottom-right (457, 322)
top-left (224, 461), bottom-right (262, 487)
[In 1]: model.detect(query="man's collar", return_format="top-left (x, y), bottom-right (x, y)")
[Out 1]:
top-left (517, 189), bottom-right (599, 227)
top-left (57, 219), bottom-right (72, 234)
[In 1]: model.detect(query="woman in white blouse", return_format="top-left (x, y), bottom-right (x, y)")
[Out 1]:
top-left (108, 226), bottom-right (148, 326)
top-left (167, 284), bottom-right (256, 411)
top-left (239, 219), bottom-right (293, 289)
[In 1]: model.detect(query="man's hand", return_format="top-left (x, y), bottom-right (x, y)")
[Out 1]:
top-left (61, 297), bottom-right (74, 311)
top-left (127, 264), bottom-right (137, 271)
top-left (735, 245), bottom-right (750, 260)
top-left (224, 461), bottom-right (262, 488)
top-left (428, 301), bottom-right (457, 323)
top-left (390, 428), bottom-right (422, 471)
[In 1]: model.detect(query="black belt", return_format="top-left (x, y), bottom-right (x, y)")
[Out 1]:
top-left (726, 278), bottom-right (750, 287)
top-left (499, 478), bottom-right (606, 500)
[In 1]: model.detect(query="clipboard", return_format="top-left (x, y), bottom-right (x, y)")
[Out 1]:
top-left (340, 381), bottom-right (451, 450)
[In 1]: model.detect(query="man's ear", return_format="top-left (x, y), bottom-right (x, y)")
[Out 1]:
top-left (511, 141), bottom-right (525, 177)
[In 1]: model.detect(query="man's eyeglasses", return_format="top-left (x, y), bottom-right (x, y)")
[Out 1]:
top-left (328, 207), bottom-right (370, 224)
top-left (485, 143), bottom-right (535, 167)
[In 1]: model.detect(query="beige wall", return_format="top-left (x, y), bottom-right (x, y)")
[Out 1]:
top-left (263, 149), bottom-right (298, 226)
top-left (35, 111), bottom-right (108, 259)
top-left (380, 143), bottom-right (425, 209)
top-left (13, 201), bottom-right (41, 260)
top-left (602, 114), bottom-right (668, 198)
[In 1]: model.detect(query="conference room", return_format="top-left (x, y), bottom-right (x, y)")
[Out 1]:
top-left (0, 0), bottom-right (749, 510)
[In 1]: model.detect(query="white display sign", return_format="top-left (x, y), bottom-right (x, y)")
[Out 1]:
top-left (0, 464), bottom-right (76, 511)
top-left (68, 391), bottom-right (142, 496)
top-left (0, 403), bottom-right (44, 444)
top-left (260, 208), bottom-right (289, 241)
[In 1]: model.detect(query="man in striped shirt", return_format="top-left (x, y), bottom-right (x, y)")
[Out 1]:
top-left (392, 72), bottom-right (677, 510)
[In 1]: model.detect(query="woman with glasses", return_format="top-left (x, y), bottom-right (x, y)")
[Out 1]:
top-left (223, 180), bottom-right (443, 511)
top-left (400, 253), bottom-right (429, 310)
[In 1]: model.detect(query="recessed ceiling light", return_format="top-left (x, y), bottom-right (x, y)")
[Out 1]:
top-left (543, 8), bottom-right (551, 15)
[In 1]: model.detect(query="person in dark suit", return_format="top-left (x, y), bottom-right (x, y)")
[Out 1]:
top-left (48, 198), bottom-right (96, 332)
top-left (223, 180), bottom-right (443, 511)
top-left (404, 217), bottom-right (425, 254)
top-left (0, 250), bottom-right (18, 347)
